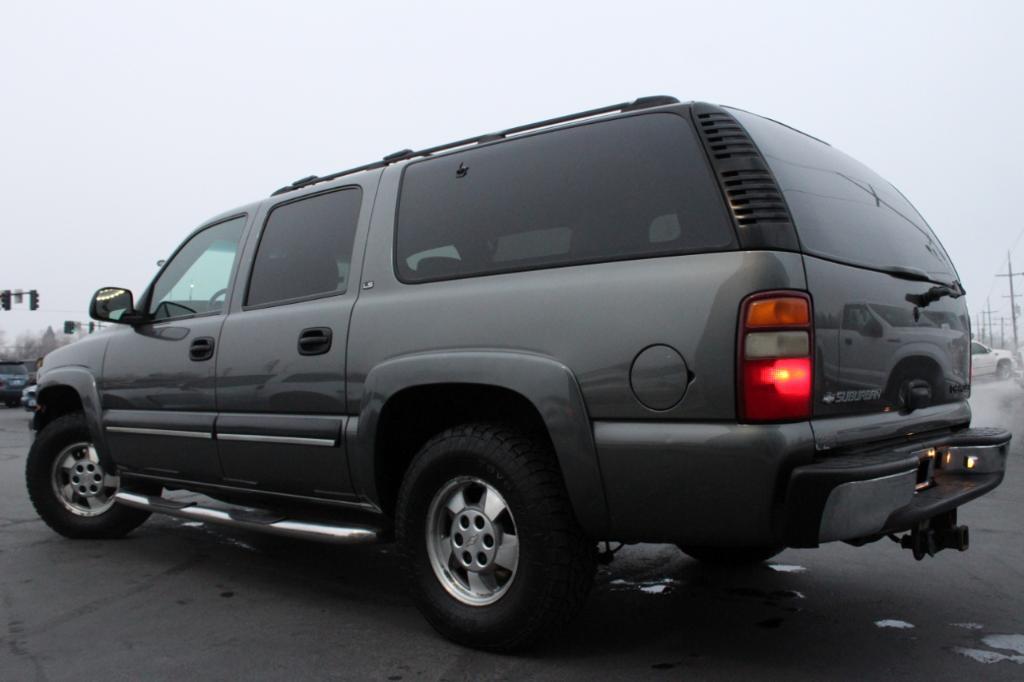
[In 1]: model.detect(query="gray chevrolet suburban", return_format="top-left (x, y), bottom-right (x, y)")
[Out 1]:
top-left (26, 96), bottom-right (1010, 651)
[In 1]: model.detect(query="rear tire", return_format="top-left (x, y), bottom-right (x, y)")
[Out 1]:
top-left (678, 545), bottom-right (784, 565)
top-left (26, 412), bottom-right (154, 539)
top-left (996, 361), bottom-right (1012, 380)
top-left (396, 422), bottom-right (595, 652)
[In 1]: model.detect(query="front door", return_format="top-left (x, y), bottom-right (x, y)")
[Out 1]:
top-left (101, 215), bottom-right (248, 482)
top-left (215, 184), bottom-right (371, 499)
top-left (838, 303), bottom-right (890, 390)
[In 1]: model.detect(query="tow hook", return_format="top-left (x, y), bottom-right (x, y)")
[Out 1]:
top-left (891, 510), bottom-right (969, 560)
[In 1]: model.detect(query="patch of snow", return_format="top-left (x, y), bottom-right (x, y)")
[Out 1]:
top-left (767, 564), bottom-right (807, 573)
top-left (608, 577), bottom-right (678, 594)
top-left (181, 521), bottom-right (204, 527)
top-left (639, 584), bottom-right (669, 594)
top-left (983, 634), bottom-right (1024, 656)
top-left (952, 647), bottom-right (1024, 665)
top-left (952, 622), bottom-right (984, 630)
top-left (224, 538), bottom-right (256, 552)
top-left (875, 619), bottom-right (915, 629)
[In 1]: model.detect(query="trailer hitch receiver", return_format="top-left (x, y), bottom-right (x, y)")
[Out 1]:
top-left (894, 510), bottom-right (969, 560)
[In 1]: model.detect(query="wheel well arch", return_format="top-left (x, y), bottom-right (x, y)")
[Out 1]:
top-left (373, 383), bottom-right (551, 518)
top-left (354, 350), bottom-right (609, 537)
top-left (885, 354), bottom-right (946, 400)
top-left (34, 385), bottom-right (84, 431)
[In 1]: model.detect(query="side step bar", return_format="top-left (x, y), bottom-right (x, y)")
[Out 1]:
top-left (114, 491), bottom-right (379, 545)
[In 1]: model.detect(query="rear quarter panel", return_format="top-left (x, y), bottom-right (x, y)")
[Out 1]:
top-left (348, 168), bottom-right (809, 422)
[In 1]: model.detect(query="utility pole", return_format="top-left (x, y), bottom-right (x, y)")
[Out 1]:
top-left (997, 251), bottom-right (1024, 352)
top-left (984, 299), bottom-right (996, 346)
top-left (1001, 316), bottom-right (1006, 348)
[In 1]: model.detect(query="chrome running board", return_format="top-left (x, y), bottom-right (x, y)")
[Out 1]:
top-left (114, 491), bottom-right (379, 545)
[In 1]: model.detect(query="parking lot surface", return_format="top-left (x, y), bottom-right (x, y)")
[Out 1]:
top-left (2, 381), bottom-right (1022, 681)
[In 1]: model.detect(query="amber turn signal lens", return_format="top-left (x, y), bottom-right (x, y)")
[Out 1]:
top-left (746, 297), bottom-right (810, 327)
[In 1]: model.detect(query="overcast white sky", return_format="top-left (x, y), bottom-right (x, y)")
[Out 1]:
top-left (2, 0), bottom-right (1022, 345)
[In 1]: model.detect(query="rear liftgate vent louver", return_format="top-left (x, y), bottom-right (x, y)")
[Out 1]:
top-left (692, 103), bottom-right (799, 251)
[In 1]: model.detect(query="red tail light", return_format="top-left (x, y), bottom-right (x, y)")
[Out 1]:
top-left (738, 292), bottom-right (813, 422)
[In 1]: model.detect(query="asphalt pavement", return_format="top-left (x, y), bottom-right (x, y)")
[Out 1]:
top-left (1, 382), bottom-right (1022, 680)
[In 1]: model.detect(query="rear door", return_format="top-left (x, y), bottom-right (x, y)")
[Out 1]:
top-left (214, 175), bottom-right (378, 500)
top-left (732, 109), bottom-right (970, 418)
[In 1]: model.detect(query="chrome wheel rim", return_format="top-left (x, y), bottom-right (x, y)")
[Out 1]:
top-left (425, 476), bottom-right (519, 606)
top-left (50, 441), bottom-right (118, 517)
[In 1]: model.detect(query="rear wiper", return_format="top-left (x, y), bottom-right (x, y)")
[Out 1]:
top-left (880, 264), bottom-right (938, 284)
top-left (905, 282), bottom-right (965, 308)
top-left (877, 265), bottom-right (965, 306)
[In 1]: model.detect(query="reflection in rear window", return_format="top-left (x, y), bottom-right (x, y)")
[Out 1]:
top-left (731, 109), bottom-right (957, 282)
top-left (0, 364), bottom-right (28, 375)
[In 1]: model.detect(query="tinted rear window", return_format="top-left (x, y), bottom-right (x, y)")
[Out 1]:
top-left (395, 113), bottom-right (735, 283)
top-left (0, 363), bottom-right (27, 375)
top-left (731, 109), bottom-right (956, 282)
top-left (247, 187), bottom-right (362, 307)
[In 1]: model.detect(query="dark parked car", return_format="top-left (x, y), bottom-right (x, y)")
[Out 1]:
top-left (0, 361), bottom-right (30, 407)
top-left (26, 97), bottom-right (1010, 651)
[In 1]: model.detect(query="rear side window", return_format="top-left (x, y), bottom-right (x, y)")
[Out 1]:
top-left (395, 113), bottom-right (735, 283)
top-left (730, 108), bottom-right (956, 282)
top-left (247, 187), bottom-right (362, 307)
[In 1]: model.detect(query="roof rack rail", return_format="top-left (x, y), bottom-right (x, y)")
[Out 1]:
top-left (270, 95), bottom-right (680, 197)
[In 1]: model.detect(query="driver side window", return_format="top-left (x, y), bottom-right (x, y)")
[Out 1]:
top-left (149, 216), bottom-right (246, 321)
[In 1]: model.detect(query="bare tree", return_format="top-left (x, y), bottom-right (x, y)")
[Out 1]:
top-left (2, 326), bottom-right (76, 362)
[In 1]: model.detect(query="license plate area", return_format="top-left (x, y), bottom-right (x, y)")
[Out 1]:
top-left (914, 448), bottom-right (938, 491)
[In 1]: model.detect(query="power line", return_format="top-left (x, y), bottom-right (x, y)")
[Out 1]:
top-left (0, 309), bottom-right (86, 314)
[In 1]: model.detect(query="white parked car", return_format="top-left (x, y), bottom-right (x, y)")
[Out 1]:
top-left (21, 384), bottom-right (37, 411)
top-left (970, 341), bottom-right (1015, 380)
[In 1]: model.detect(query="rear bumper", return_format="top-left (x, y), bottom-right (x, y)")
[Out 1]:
top-left (593, 418), bottom-right (1008, 547)
top-left (781, 427), bottom-right (1010, 547)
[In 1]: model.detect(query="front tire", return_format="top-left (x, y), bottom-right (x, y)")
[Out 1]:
top-left (26, 412), bottom-right (153, 539)
top-left (396, 423), bottom-right (595, 652)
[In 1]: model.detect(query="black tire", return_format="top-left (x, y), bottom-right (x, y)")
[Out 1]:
top-left (678, 545), bottom-right (784, 566)
top-left (996, 361), bottom-right (1012, 381)
top-left (26, 412), bottom-right (154, 539)
top-left (396, 423), bottom-right (595, 652)
top-left (5, 400), bottom-right (18, 408)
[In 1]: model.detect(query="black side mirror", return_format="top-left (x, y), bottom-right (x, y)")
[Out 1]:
top-left (89, 287), bottom-right (145, 325)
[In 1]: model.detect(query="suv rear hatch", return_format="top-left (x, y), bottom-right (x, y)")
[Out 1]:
top-left (730, 109), bottom-right (970, 431)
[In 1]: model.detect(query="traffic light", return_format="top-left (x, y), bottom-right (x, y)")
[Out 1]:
top-left (29, 290), bottom-right (39, 310)
top-left (0, 290), bottom-right (10, 311)
top-left (63, 321), bottom-right (76, 334)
